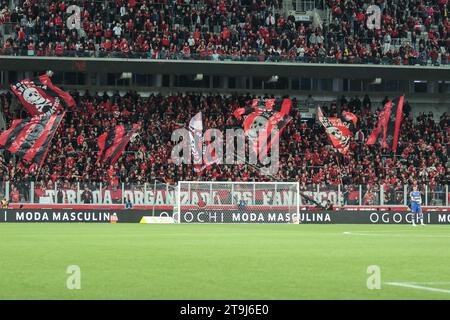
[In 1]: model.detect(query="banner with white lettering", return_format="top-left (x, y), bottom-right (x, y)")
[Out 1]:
top-left (2, 210), bottom-right (449, 224)
top-left (40, 187), bottom-right (343, 207)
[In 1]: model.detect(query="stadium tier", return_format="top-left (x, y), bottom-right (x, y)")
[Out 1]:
top-left (0, 90), bottom-right (448, 206)
top-left (0, 0), bottom-right (449, 65)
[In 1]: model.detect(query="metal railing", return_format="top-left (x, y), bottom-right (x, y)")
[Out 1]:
top-left (1, 47), bottom-right (448, 67)
top-left (1, 181), bottom-right (448, 208)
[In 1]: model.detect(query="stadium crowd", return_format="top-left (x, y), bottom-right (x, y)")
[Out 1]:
top-left (0, 91), bottom-right (448, 205)
top-left (0, 0), bottom-right (449, 65)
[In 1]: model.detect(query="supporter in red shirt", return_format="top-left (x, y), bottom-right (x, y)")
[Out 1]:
top-left (55, 42), bottom-right (64, 56)
top-left (55, 15), bottom-right (63, 28)
top-left (10, 187), bottom-right (20, 203)
top-left (17, 28), bottom-right (26, 43)
top-left (102, 39), bottom-right (112, 51)
top-left (120, 37), bottom-right (129, 54)
top-left (104, 28), bottom-right (113, 39)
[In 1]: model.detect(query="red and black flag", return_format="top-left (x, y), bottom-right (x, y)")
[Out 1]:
top-left (317, 107), bottom-right (358, 155)
top-left (366, 109), bottom-right (386, 146)
top-left (383, 96), bottom-right (404, 152)
top-left (97, 124), bottom-right (140, 167)
top-left (10, 74), bottom-right (76, 116)
top-left (188, 112), bottom-right (220, 175)
top-left (0, 112), bottom-right (65, 169)
top-left (233, 98), bottom-right (292, 161)
top-left (366, 96), bottom-right (404, 152)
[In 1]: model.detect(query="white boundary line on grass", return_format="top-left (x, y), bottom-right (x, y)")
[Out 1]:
top-left (343, 231), bottom-right (450, 238)
top-left (384, 282), bottom-right (450, 294)
top-left (405, 282), bottom-right (450, 285)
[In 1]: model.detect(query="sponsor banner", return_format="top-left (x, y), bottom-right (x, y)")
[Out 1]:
top-left (0, 209), bottom-right (167, 223)
top-left (1, 209), bottom-right (450, 224)
top-left (1, 209), bottom-right (113, 223)
top-left (178, 209), bottom-right (450, 224)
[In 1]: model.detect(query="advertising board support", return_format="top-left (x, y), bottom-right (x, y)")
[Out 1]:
top-left (30, 181), bottom-right (34, 203)
top-left (359, 185), bottom-right (362, 206)
top-left (403, 185), bottom-right (408, 206)
top-left (5, 181), bottom-right (9, 202)
top-left (447, 185), bottom-right (449, 207)
top-left (121, 183), bottom-right (125, 205)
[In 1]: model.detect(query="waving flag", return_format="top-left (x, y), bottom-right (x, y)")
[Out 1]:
top-left (366, 109), bottom-right (386, 146)
top-left (317, 107), bottom-right (358, 154)
top-left (10, 74), bottom-right (75, 116)
top-left (189, 112), bottom-right (204, 174)
top-left (384, 96), bottom-right (404, 152)
top-left (0, 112), bottom-right (65, 169)
top-left (234, 98), bottom-right (292, 161)
top-left (188, 112), bottom-right (219, 175)
top-left (97, 124), bottom-right (140, 167)
top-left (366, 96), bottom-right (404, 152)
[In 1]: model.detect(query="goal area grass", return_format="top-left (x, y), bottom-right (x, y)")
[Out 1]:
top-left (0, 223), bottom-right (449, 299)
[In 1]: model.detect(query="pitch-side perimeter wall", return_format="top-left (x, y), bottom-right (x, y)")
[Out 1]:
top-left (1, 209), bottom-right (450, 224)
top-left (6, 204), bottom-right (450, 212)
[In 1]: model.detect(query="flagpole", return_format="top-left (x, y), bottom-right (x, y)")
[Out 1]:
top-left (335, 152), bottom-right (345, 186)
top-left (35, 165), bottom-right (43, 182)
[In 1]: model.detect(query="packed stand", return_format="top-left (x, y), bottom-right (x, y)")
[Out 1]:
top-left (0, 91), bottom-right (448, 205)
top-left (326, 0), bottom-right (450, 65)
top-left (0, 0), bottom-right (449, 65)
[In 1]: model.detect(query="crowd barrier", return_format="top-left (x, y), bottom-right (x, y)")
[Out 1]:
top-left (2, 182), bottom-right (449, 208)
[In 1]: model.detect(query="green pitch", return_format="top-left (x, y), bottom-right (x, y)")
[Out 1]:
top-left (1, 223), bottom-right (450, 299)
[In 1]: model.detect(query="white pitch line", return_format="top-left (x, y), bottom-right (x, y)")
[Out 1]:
top-left (406, 282), bottom-right (450, 285)
top-left (343, 231), bottom-right (450, 238)
top-left (384, 282), bottom-right (450, 294)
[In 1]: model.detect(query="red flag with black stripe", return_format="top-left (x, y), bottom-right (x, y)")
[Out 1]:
top-left (366, 96), bottom-right (404, 152)
top-left (0, 112), bottom-right (65, 169)
top-left (366, 109), bottom-right (386, 146)
top-left (10, 74), bottom-right (75, 116)
top-left (317, 107), bottom-right (358, 154)
top-left (233, 98), bottom-right (292, 161)
top-left (97, 124), bottom-right (140, 167)
top-left (383, 96), bottom-right (404, 152)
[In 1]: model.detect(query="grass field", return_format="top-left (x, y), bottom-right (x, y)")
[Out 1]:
top-left (1, 223), bottom-right (450, 299)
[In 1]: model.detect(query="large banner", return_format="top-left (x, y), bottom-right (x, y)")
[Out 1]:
top-left (37, 187), bottom-right (344, 207)
top-left (1, 209), bottom-right (450, 224)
